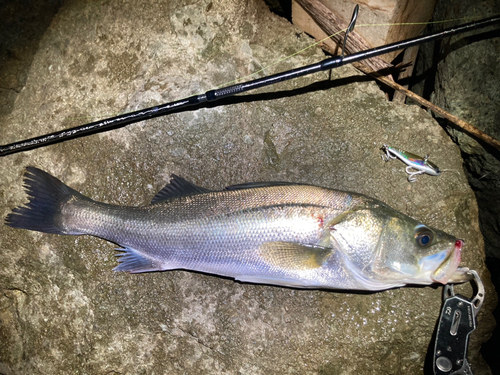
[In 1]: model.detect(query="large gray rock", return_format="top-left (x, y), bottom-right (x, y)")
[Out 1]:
top-left (412, 0), bottom-right (500, 371)
top-left (0, 0), bottom-right (496, 373)
top-left (0, 0), bottom-right (62, 119)
top-left (430, 0), bottom-right (500, 261)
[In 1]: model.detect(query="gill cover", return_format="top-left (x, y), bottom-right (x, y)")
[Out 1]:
top-left (329, 204), bottom-right (460, 286)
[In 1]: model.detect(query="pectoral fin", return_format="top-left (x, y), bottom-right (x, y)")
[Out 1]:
top-left (258, 242), bottom-right (332, 270)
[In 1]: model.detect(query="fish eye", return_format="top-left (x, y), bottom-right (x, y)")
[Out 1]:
top-left (415, 230), bottom-right (434, 247)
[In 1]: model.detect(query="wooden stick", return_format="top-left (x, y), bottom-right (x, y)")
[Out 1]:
top-left (294, 0), bottom-right (395, 81)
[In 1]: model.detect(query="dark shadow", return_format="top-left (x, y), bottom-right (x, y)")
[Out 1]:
top-left (446, 28), bottom-right (500, 59)
top-left (263, 0), bottom-right (292, 22)
top-left (424, 315), bottom-right (440, 375)
top-left (412, 27), bottom-right (500, 103)
top-left (481, 257), bottom-right (500, 375)
top-left (0, 0), bottom-right (64, 117)
top-left (203, 74), bottom-right (373, 108)
top-left (435, 117), bottom-right (500, 162)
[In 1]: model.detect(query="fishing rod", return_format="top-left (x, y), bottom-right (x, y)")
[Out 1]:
top-left (1, 15), bottom-right (499, 157)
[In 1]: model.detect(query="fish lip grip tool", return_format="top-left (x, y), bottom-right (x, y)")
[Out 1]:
top-left (433, 270), bottom-right (484, 375)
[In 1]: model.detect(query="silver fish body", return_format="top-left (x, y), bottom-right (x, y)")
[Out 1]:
top-left (6, 167), bottom-right (468, 291)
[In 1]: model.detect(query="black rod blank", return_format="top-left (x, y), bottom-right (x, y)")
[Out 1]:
top-left (1, 15), bottom-right (499, 157)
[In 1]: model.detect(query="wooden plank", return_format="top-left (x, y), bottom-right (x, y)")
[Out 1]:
top-left (293, 0), bottom-right (437, 62)
top-left (393, 45), bottom-right (419, 103)
top-left (293, 0), bottom-right (394, 80)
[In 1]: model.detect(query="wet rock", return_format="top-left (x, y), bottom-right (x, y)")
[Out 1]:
top-left (428, 0), bottom-right (500, 260)
top-left (0, 0), bottom-right (496, 373)
top-left (412, 0), bottom-right (500, 372)
top-left (0, 0), bottom-right (63, 119)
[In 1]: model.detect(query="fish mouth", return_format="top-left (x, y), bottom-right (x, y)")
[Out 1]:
top-left (431, 239), bottom-right (467, 284)
top-left (448, 266), bottom-right (472, 283)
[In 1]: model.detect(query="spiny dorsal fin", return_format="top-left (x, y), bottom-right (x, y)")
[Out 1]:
top-left (258, 242), bottom-right (332, 270)
top-left (151, 174), bottom-right (212, 203)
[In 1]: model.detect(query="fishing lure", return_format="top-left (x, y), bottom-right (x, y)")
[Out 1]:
top-left (381, 144), bottom-right (441, 182)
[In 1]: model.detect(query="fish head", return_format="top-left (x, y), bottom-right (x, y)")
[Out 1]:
top-left (329, 202), bottom-right (469, 289)
top-left (376, 213), bottom-right (468, 285)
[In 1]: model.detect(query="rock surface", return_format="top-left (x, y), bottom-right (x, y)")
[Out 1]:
top-left (412, 0), bottom-right (500, 372)
top-left (0, 0), bottom-right (496, 374)
top-left (428, 0), bottom-right (500, 261)
top-left (0, 0), bottom-right (62, 119)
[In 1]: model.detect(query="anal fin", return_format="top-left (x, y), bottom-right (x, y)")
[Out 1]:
top-left (114, 247), bottom-right (160, 273)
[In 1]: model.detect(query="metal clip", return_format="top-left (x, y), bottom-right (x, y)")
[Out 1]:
top-left (341, 5), bottom-right (359, 59)
top-left (433, 270), bottom-right (484, 375)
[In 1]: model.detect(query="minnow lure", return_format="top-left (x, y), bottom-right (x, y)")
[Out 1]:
top-left (381, 144), bottom-right (441, 182)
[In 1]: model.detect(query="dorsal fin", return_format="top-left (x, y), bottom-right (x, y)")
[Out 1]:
top-left (224, 181), bottom-right (303, 191)
top-left (151, 175), bottom-right (212, 203)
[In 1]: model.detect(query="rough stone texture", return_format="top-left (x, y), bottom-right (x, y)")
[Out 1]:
top-left (431, 0), bottom-right (500, 259)
top-left (0, 0), bottom-right (496, 374)
top-left (0, 0), bottom-right (62, 119)
top-left (412, 0), bottom-right (500, 372)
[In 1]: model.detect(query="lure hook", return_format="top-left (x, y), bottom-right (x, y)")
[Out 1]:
top-left (381, 144), bottom-right (441, 183)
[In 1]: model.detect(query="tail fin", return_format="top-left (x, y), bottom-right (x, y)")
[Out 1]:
top-left (5, 167), bottom-right (85, 235)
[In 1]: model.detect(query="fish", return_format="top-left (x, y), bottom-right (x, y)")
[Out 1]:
top-left (5, 167), bottom-right (470, 291)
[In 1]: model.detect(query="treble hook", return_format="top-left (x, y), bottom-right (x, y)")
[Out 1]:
top-left (341, 4), bottom-right (359, 59)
